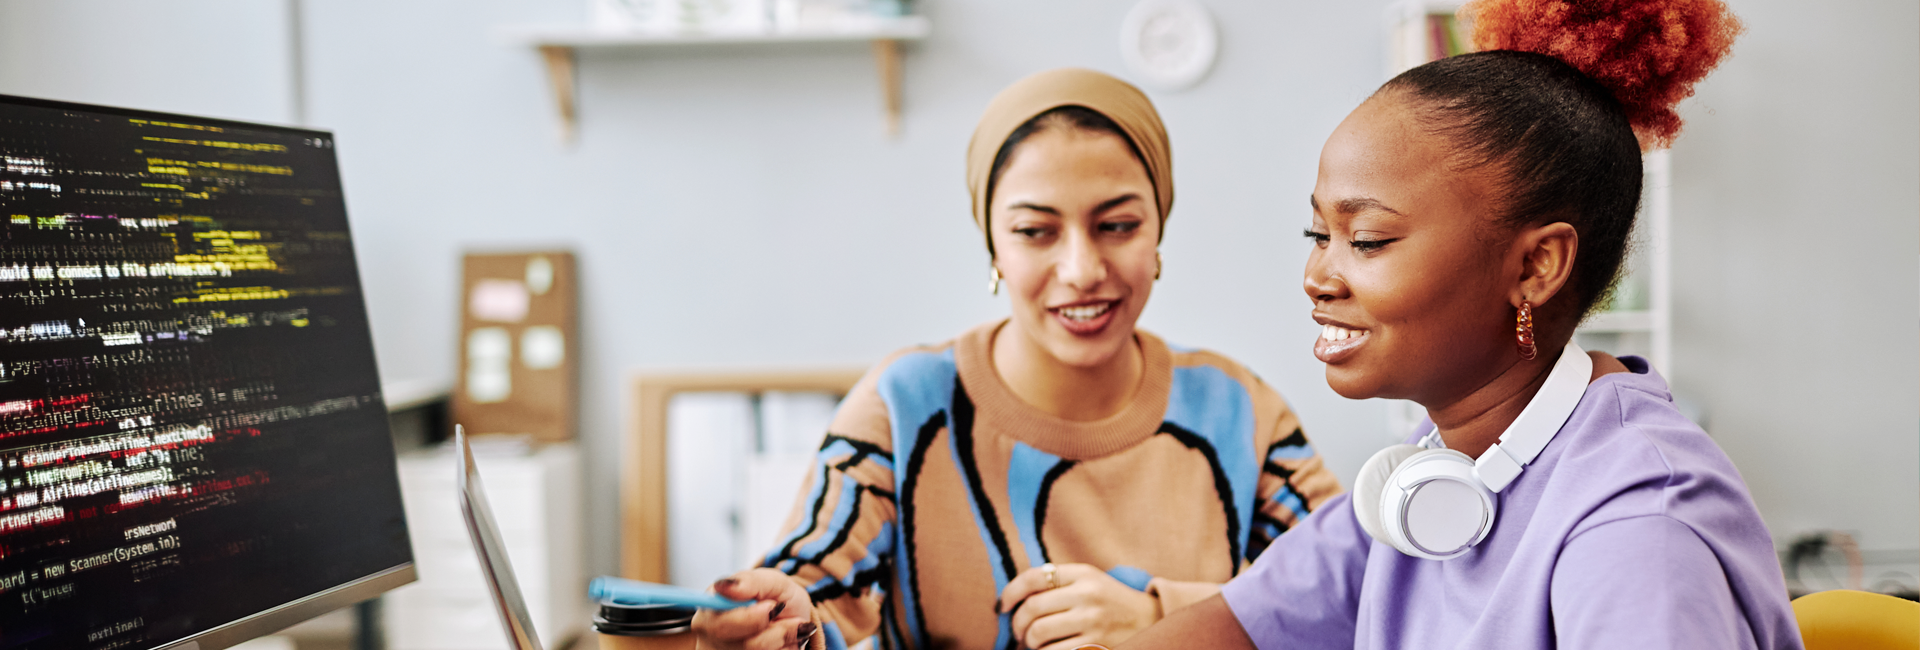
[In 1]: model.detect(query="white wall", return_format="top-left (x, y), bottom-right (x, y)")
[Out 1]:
top-left (0, 0), bottom-right (1912, 580)
top-left (1670, 0), bottom-right (1919, 554)
top-left (0, 0), bottom-right (294, 123)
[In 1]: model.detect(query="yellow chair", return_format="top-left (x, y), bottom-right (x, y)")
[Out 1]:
top-left (1792, 590), bottom-right (1920, 650)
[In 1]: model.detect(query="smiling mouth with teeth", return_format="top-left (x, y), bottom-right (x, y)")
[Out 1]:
top-left (1313, 322), bottom-right (1372, 363)
top-left (1057, 302), bottom-right (1114, 322)
top-left (1320, 324), bottom-right (1368, 342)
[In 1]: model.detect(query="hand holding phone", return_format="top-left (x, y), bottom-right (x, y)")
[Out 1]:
top-left (692, 569), bottom-right (817, 650)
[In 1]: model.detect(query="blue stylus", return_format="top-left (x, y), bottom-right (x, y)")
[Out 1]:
top-left (588, 576), bottom-right (752, 610)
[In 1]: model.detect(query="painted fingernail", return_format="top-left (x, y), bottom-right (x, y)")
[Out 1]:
top-left (797, 622), bottom-right (817, 645)
top-left (713, 578), bottom-right (739, 590)
top-left (769, 601), bottom-right (787, 621)
top-left (993, 598), bottom-right (1003, 613)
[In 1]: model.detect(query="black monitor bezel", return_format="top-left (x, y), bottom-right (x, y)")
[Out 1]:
top-left (0, 93), bottom-right (334, 140)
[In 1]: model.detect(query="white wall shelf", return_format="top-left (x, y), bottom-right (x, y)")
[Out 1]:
top-left (499, 16), bottom-right (930, 141)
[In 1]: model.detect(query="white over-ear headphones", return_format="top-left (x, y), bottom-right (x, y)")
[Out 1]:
top-left (1353, 343), bottom-right (1593, 560)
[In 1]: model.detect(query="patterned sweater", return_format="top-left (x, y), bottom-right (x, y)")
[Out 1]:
top-left (760, 321), bottom-right (1342, 650)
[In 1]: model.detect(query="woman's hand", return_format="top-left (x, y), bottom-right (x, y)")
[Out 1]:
top-left (999, 564), bottom-right (1159, 650)
top-left (692, 568), bottom-right (817, 650)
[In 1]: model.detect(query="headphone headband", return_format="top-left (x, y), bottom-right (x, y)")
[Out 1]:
top-left (1472, 343), bottom-right (1593, 492)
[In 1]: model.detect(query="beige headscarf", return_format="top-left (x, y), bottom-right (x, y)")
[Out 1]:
top-left (965, 68), bottom-right (1173, 254)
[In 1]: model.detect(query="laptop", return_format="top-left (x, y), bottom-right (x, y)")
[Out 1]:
top-left (455, 426), bottom-right (547, 650)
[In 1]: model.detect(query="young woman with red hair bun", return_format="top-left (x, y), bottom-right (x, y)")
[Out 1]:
top-left (1113, 0), bottom-right (1803, 648)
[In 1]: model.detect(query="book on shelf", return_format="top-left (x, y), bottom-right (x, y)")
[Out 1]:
top-left (1390, 5), bottom-right (1474, 76)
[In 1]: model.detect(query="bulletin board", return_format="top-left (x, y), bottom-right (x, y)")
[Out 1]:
top-left (453, 252), bottom-right (578, 443)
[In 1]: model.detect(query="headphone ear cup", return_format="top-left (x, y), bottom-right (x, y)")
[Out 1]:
top-left (1353, 444), bottom-right (1425, 550)
top-left (1378, 448), bottom-right (1496, 560)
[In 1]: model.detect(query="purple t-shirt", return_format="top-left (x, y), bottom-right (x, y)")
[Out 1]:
top-left (1222, 357), bottom-right (1803, 649)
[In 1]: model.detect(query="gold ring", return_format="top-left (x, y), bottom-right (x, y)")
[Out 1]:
top-left (1042, 563), bottom-right (1058, 590)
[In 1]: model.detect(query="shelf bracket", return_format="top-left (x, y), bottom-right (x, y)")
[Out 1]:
top-left (872, 39), bottom-right (902, 137)
top-left (539, 45), bottom-right (578, 143)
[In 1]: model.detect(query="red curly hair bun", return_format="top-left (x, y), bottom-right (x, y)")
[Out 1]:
top-left (1466, 0), bottom-right (1742, 149)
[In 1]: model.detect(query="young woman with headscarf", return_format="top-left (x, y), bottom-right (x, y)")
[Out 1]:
top-left (1114, 1), bottom-right (1801, 648)
top-left (690, 68), bottom-right (1343, 650)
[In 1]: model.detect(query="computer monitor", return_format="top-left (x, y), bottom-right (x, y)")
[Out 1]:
top-left (0, 95), bottom-right (414, 650)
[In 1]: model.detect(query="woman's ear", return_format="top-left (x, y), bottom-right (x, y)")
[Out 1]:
top-left (1509, 222), bottom-right (1578, 308)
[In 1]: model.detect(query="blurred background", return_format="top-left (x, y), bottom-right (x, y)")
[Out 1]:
top-left (0, 0), bottom-right (1910, 647)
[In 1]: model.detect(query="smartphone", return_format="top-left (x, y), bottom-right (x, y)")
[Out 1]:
top-left (588, 576), bottom-right (752, 610)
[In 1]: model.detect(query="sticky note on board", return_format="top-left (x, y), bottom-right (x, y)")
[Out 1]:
top-left (469, 279), bottom-right (529, 322)
top-left (466, 327), bottom-right (512, 403)
top-left (521, 326), bottom-right (565, 370)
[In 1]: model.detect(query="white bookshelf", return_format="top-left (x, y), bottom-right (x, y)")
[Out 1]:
top-left (1381, 1), bottom-right (1676, 439)
top-left (1384, 0), bottom-right (1467, 80)
top-left (498, 16), bottom-right (930, 141)
top-left (1579, 149), bottom-right (1674, 376)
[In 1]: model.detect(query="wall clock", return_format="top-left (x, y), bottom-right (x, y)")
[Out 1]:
top-left (1120, 0), bottom-right (1219, 91)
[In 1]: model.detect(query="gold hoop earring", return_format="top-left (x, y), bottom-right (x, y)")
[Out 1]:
top-left (1154, 252), bottom-right (1163, 281)
top-left (989, 266), bottom-right (1001, 295)
top-left (1515, 300), bottom-right (1538, 361)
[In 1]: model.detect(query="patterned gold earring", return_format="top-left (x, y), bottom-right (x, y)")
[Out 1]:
top-left (1154, 252), bottom-right (1163, 281)
top-left (989, 266), bottom-right (1002, 295)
